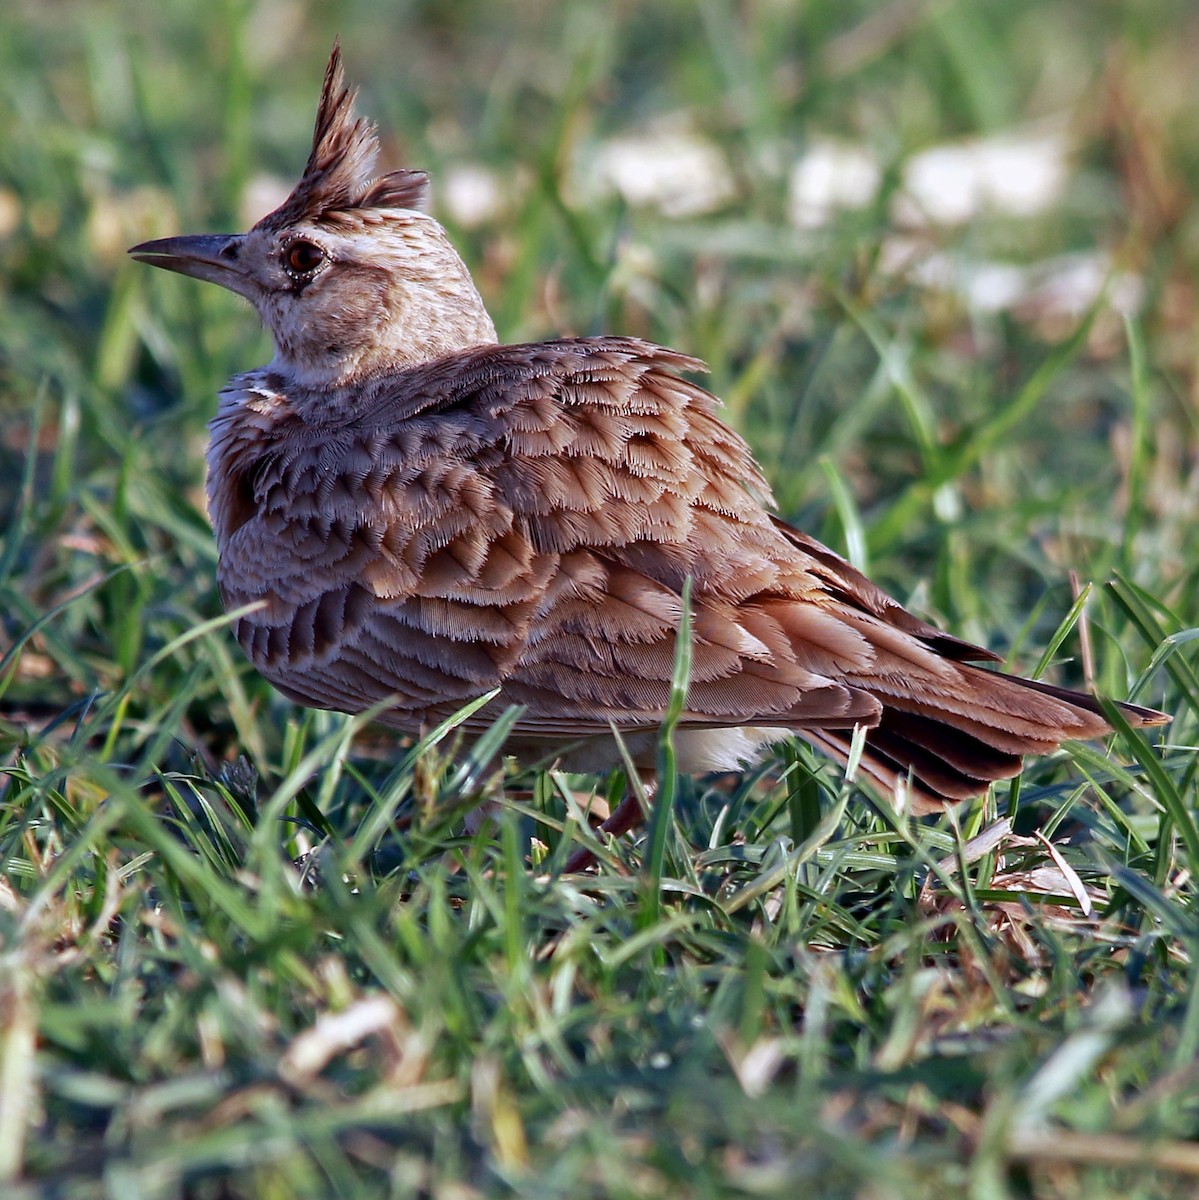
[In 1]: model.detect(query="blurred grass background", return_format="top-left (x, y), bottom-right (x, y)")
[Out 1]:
top-left (2, 1), bottom-right (1199, 1197)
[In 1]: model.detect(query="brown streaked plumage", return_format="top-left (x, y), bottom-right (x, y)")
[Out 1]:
top-left (130, 45), bottom-right (1167, 829)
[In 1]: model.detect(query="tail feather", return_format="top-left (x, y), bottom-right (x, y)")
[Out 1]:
top-left (859, 662), bottom-right (1142, 755)
top-left (874, 708), bottom-right (1023, 787)
top-left (804, 667), bottom-right (1168, 813)
top-left (760, 515), bottom-right (1171, 809)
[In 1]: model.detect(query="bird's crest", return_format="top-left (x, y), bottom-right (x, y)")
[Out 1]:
top-left (255, 43), bottom-right (428, 231)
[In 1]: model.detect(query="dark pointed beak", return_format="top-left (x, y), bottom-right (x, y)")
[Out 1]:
top-left (129, 234), bottom-right (255, 298)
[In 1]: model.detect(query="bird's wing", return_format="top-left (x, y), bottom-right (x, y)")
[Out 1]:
top-left (461, 336), bottom-right (890, 733)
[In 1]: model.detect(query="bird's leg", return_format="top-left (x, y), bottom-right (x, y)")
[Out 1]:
top-left (564, 773), bottom-right (656, 872)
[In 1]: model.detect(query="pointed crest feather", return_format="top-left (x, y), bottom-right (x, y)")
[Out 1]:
top-left (255, 43), bottom-right (428, 230)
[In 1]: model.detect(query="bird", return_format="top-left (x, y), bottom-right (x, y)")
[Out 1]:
top-left (130, 45), bottom-right (1167, 856)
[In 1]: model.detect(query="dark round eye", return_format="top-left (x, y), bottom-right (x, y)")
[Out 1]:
top-left (283, 240), bottom-right (326, 275)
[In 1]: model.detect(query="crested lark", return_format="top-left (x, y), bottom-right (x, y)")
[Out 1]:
top-left (131, 47), bottom-right (1166, 845)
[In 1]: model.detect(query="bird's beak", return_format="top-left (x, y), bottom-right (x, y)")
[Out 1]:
top-left (128, 234), bottom-right (255, 299)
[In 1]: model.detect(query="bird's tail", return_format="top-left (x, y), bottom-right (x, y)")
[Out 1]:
top-left (804, 665), bottom-right (1168, 812)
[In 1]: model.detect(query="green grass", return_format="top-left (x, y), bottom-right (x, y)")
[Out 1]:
top-left (3, 2), bottom-right (1199, 1196)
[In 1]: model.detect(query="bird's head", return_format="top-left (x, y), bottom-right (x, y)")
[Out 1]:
top-left (130, 45), bottom-right (496, 388)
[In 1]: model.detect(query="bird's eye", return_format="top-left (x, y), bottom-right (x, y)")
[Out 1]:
top-left (283, 240), bottom-right (326, 275)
